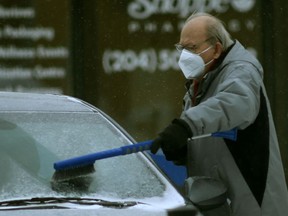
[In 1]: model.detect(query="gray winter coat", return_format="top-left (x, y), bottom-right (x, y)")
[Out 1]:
top-left (181, 40), bottom-right (288, 215)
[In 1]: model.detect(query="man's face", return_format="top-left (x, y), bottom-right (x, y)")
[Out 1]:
top-left (178, 17), bottom-right (217, 73)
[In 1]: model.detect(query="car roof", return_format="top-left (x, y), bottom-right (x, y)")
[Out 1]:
top-left (0, 91), bottom-right (96, 112)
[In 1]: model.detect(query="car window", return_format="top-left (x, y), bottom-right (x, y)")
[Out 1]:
top-left (0, 112), bottom-right (165, 201)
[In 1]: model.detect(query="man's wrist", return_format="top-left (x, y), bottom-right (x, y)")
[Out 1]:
top-left (172, 118), bottom-right (193, 138)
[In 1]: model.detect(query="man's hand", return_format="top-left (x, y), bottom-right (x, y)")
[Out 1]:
top-left (150, 118), bottom-right (192, 162)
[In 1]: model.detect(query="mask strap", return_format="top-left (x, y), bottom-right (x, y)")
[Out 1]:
top-left (204, 58), bottom-right (214, 66)
top-left (200, 46), bottom-right (214, 66)
top-left (198, 46), bottom-right (212, 56)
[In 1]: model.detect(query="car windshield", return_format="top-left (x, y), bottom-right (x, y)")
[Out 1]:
top-left (0, 112), bottom-right (166, 202)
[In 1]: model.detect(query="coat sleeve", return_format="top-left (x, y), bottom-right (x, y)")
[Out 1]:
top-left (181, 63), bottom-right (262, 135)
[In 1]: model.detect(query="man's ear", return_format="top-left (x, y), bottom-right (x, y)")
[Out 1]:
top-left (213, 42), bottom-right (223, 59)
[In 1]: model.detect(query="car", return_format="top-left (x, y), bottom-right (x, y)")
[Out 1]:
top-left (0, 91), bottom-right (205, 216)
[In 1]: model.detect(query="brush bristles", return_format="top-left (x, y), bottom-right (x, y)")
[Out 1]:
top-left (51, 164), bottom-right (96, 192)
top-left (52, 164), bottom-right (95, 182)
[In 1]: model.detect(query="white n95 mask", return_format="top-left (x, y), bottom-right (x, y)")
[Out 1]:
top-left (178, 46), bottom-right (213, 80)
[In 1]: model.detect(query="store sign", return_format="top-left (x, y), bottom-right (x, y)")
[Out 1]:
top-left (101, 0), bottom-right (258, 75)
top-left (103, 48), bottom-right (179, 74)
top-left (0, 1), bottom-right (70, 94)
top-left (127, 0), bottom-right (255, 19)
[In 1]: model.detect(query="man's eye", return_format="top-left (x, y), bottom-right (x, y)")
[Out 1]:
top-left (186, 46), bottom-right (197, 52)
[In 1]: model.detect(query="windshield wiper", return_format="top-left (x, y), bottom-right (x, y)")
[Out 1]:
top-left (0, 197), bottom-right (143, 210)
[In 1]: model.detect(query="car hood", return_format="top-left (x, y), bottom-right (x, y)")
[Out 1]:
top-left (0, 205), bottom-right (169, 216)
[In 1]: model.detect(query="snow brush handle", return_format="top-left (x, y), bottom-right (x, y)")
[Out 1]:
top-left (54, 140), bottom-right (153, 171)
top-left (120, 140), bottom-right (152, 154)
top-left (54, 128), bottom-right (237, 171)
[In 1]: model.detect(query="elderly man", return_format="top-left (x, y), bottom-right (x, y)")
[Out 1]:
top-left (151, 13), bottom-right (288, 215)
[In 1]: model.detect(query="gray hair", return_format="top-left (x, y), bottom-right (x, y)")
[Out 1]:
top-left (186, 12), bottom-right (234, 51)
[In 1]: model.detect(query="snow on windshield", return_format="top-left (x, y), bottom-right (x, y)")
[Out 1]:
top-left (0, 112), bottom-right (165, 201)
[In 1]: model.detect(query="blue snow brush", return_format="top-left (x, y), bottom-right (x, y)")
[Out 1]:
top-left (191, 127), bottom-right (237, 141)
top-left (52, 128), bottom-right (237, 181)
